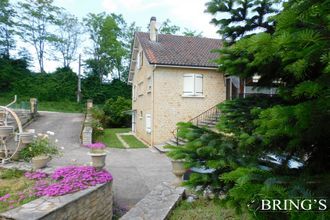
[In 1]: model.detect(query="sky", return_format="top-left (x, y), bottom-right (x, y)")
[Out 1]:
top-left (14, 0), bottom-right (220, 72)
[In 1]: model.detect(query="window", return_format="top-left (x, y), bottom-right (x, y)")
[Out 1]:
top-left (145, 114), bottom-right (152, 134)
top-left (136, 51), bottom-right (143, 70)
top-left (147, 76), bottom-right (152, 93)
top-left (183, 74), bottom-right (203, 96)
top-left (138, 81), bottom-right (144, 96)
top-left (133, 85), bottom-right (137, 101)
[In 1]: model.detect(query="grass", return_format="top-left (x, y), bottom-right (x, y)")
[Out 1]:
top-left (38, 101), bottom-right (84, 113)
top-left (0, 168), bottom-right (37, 213)
top-left (0, 96), bottom-right (84, 113)
top-left (96, 128), bottom-right (131, 148)
top-left (169, 198), bottom-right (246, 220)
top-left (121, 135), bottom-right (147, 148)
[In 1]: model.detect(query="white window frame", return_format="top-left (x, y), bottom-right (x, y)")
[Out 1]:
top-left (136, 51), bottom-right (142, 70)
top-left (183, 73), bottom-right (204, 97)
top-left (145, 113), bottom-right (152, 134)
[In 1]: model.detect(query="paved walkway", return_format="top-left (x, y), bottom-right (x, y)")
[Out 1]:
top-left (26, 112), bottom-right (175, 213)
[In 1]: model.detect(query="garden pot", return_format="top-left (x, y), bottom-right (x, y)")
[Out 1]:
top-left (171, 160), bottom-right (186, 186)
top-left (19, 132), bottom-right (35, 144)
top-left (0, 126), bottom-right (14, 138)
top-left (32, 155), bottom-right (50, 170)
top-left (88, 152), bottom-right (107, 169)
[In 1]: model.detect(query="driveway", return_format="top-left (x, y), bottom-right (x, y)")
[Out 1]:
top-left (26, 111), bottom-right (175, 213)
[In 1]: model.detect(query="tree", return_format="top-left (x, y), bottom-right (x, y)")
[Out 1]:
top-left (0, 0), bottom-right (16, 58)
top-left (167, 0), bottom-right (330, 219)
top-left (159, 19), bottom-right (180, 34)
top-left (17, 0), bottom-right (60, 72)
top-left (84, 12), bottom-right (125, 82)
top-left (52, 12), bottom-right (82, 68)
top-left (206, 0), bottom-right (280, 44)
top-left (183, 28), bottom-right (203, 37)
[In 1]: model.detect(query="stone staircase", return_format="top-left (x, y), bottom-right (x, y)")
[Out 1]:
top-left (154, 105), bottom-right (221, 153)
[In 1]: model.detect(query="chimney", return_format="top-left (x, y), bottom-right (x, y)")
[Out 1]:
top-left (149, 16), bottom-right (157, 42)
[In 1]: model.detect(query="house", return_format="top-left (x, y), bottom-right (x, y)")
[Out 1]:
top-left (128, 17), bottom-right (225, 146)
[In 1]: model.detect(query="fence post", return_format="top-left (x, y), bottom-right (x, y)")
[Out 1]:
top-left (30, 98), bottom-right (38, 116)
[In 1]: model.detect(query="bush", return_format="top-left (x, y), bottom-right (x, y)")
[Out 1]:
top-left (103, 96), bottom-right (131, 128)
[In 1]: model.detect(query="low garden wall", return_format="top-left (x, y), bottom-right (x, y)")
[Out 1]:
top-left (0, 181), bottom-right (113, 220)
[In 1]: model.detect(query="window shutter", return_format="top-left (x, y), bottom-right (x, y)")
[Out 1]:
top-left (146, 114), bottom-right (152, 133)
top-left (195, 74), bottom-right (203, 95)
top-left (183, 74), bottom-right (194, 95)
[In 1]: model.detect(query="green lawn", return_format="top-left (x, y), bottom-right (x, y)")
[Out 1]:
top-left (121, 135), bottom-right (147, 148)
top-left (38, 101), bottom-right (84, 113)
top-left (0, 96), bottom-right (84, 113)
top-left (96, 128), bottom-right (131, 148)
top-left (169, 199), bottom-right (246, 220)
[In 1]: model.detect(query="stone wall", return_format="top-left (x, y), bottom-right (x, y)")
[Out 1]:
top-left (0, 181), bottom-right (113, 220)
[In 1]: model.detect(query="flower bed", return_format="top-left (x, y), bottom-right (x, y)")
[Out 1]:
top-left (0, 166), bottom-right (113, 213)
top-left (0, 168), bottom-right (36, 212)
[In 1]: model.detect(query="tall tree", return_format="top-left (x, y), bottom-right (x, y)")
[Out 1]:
top-left (206, 0), bottom-right (280, 44)
top-left (17, 0), bottom-right (60, 72)
top-left (159, 19), bottom-right (180, 35)
top-left (84, 12), bottom-right (125, 82)
top-left (52, 12), bottom-right (82, 68)
top-left (183, 28), bottom-right (203, 37)
top-left (0, 0), bottom-right (16, 58)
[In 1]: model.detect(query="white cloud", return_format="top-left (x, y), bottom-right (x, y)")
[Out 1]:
top-left (101, 0), bottom-right (118, 12)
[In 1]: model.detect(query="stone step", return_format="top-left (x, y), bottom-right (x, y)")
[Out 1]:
top-left (153, 144), bottom-right (171, 153)
top-left (120, 182), bottom-right (185, 220)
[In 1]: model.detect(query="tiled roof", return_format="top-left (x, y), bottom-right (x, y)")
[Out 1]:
top-left (136, 32), bottom-right (221, 68)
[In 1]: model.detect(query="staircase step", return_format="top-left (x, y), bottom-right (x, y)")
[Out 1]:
top-left (153, 144), bottom-right (171, 153)
top-left (169, 138), bottom-right (186, 146)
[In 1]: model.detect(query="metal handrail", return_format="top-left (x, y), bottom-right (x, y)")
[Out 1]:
top-left (172, 104), bottom-right (221, 146)
top-left (5, 95), bottom-right (17, 108)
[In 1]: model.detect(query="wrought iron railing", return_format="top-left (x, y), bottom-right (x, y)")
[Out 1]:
top-left (172, 104), bottom-right (221, 146)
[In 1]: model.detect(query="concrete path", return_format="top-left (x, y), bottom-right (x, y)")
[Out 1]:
top-left (25, 112), bottom-right (175, 213)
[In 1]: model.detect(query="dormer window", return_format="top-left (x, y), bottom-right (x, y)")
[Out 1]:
top-left (136, 51), bottom-right (143, 70)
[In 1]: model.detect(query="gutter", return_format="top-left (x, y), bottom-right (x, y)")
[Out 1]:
top-left (153, 64), bottom-right (218, 70)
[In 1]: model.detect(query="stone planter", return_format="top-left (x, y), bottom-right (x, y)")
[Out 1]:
top-left (19, 132), bottom-right (35, 144)
top-left (88, 152), bottom-right (107, 169)
top-left (0, 126), bottom-right (14, 138)
top-left (171, 160), bottom-right (186, 186)
top-left (32, 155), bottom-right (50, 170)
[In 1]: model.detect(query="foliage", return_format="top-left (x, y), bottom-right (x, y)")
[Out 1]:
top-left (103, 96), bottom-right (132, 128)
top-left (0, 169), bottom-right (24, 180)
top-left (182, 28), bottom-right (203, 37)
top-left (17, 0), bottom-right (61, 72)
top-left (167, 0), bottom-right (330, 219)
top-left (19, 133), bottom-right (60, 161)
top-left (52, 12), bottom-right (82, 67)
top-left (206, 0), bottom-right (280, 44)
top-left (169, 198), bottom-right (246, 220)
top-left (0, 0), bottom-right (16, 58)
top-left (159, 19), bottom-right (181, 34)
top-left (0, 168), bottom-right (36, 213)
top-left (84, 12), bottom-right (125, 82)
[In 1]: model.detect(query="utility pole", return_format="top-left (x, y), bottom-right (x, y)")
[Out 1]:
top-left (77, 54), bottom-right (81, 103)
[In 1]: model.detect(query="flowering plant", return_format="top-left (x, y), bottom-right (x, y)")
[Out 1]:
top-left (19, 132), bottom-right (60, 161)
top-left (33, 166), bottom-right (112, 196)
top-left (86, 142), bottom-right (106, 153)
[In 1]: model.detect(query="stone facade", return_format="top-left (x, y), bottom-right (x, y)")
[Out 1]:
top-left (0, 181), bottom-right (113, 220)
top-left (131, 42), bottom-right (226, 145)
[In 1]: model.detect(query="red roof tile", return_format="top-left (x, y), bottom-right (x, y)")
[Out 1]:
top-left (136, 32), bottom-right (221, 68)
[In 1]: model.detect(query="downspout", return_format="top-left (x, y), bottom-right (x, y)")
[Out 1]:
top-left (151, 64), bottom-right (156, 146)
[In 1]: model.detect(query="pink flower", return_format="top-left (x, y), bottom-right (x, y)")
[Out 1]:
top-left (0, 194), bottom-right (10, 201)
top-left (86, 142), bottom-right (106, 149)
